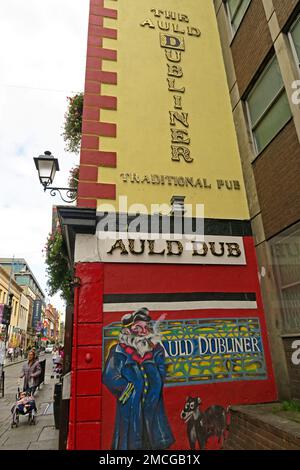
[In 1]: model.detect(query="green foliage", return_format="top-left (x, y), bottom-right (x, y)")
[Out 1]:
top-left (281, 400), bottom-right (300, 413)
top-left (62, 93), bottom-right (84, 154)
top-left (44, 229), bottom-right (73, 303)
top-left (68, 165), bottom-right (79, 198)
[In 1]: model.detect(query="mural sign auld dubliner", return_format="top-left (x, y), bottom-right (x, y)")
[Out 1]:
top-left (104, 317), bottom-right (267, 386)
top-left (71, 0), bottom-right (277, 451)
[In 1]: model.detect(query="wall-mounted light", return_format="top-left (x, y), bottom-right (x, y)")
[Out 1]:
top-left (34, 151), bottom-right (77, 203)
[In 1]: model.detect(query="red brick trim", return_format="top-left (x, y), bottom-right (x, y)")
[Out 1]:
top-left (77, 198), bottom-right (97, 208)
top-left (90, 0), bottom-right (104, 6)
top-left (85, 69), bottom-right (117, 84)
top-left (90, 6), bottom-right (118, 19)
top-left (81, 135), bottom-right (99, 150)
top-left (83, 107), bottom-right (100, 121)
top-left (82, 121), bottom-right (116, 137)
top-left (83, 94), bottom-right (117, 109)
top-left (81, 150), bottom-right (116, 167)
top-left (77, 0), bottom-right (118, 210)
top-left (87, 46), bottom-right (117, 60)
top-left (79, 166), bottom-right (98, 182)
top-left (78, 182), bottom-right (116, 199)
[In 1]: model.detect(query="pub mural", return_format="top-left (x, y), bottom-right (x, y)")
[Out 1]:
top-left (67, 0), bottom-right (278, 451)
top-left (103, 308), bottom-right (267, 450)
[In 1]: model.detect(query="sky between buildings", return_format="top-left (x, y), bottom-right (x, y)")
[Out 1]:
top-left (0, 0), bottom-right (90, 314)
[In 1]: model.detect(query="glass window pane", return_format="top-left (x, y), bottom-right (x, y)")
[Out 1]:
top-left (271, 223), bottom-right (300, 332)
top-left (253, 92), bottom-right (291, 152)
top-left (248, 58), bottom-right (284, 126)
top-left (232, 0), bottom-right (251, 32)
top-left (291, 17), bottom-right (300, 63)
top-left (276, 229), bottom-right (300, 286)
top-left (282, 286), bottom-right (300, 331)
top-left (228, 0), bottom-right (241, 18)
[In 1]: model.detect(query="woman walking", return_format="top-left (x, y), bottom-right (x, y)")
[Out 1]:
top-left (19, 350), bottom-right (41, 394)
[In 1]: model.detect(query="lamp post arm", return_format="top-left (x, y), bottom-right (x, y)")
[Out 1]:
top-left (44, 186), bottom-right (78, 204)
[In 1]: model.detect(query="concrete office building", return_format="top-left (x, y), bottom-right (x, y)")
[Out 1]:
top-left (214, 0), bottom-right (300, 399)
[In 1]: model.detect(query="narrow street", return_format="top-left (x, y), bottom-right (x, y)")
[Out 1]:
top-left (0, 354), bottom-right (59, 450)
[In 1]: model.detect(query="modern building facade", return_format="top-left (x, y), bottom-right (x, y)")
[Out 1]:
top-left (0, 266), bottom-right (24, 348)
top-left (214, 0), bottom-right (300, 399)
top-left (0, 259), bottom-right (45, 349)
top-left (44, 304), bottom-right (60, 343)
top-left (57, 0), bottom-right (281, 450)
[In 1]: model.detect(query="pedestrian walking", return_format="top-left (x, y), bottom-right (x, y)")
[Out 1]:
top-left (19, 350), bottom-right (41, 394)
top-left (8, 347), bottom-right (14, 362)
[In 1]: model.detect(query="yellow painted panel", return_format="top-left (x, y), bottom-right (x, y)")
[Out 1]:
top-left (103, 38), bottom-right (118, 50)
top-left (102, 59), bottom-right (118, 72)
top-left (100, 136), bottom-right (117, 152)
top-left (103, 17), bottom-right (118, 30)
top-left (101, 83), bottom-right (117, 95)
top-left (105, 0), bottom-right (118, 6)
top-left (97, 0), bottom-right (249, 219)
top-left (101, 109), bottom-right (117, 123)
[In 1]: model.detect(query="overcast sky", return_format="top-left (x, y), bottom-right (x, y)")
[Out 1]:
top-left (0, 0), bottom-right (90, 314)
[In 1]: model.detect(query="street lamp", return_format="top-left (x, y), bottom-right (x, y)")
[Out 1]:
top-left (34, 151), bottom-right (77, 203)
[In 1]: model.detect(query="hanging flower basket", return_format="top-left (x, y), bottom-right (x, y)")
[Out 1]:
top-left (62, 93), bottom-right (84, 154)
top-left (44, 228), bottom-right (73, 303)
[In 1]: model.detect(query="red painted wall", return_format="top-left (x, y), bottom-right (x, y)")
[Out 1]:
top-left (67, 236), bottom-right (277, 450)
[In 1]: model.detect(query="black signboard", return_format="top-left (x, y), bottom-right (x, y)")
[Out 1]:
top-left (32, 300), bottom-right (42, 328)
top-left (1, 305), bottom-right (12, 326)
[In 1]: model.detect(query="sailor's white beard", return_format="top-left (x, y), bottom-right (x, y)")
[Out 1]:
top-left (119, 332), bottom-right (161, 358)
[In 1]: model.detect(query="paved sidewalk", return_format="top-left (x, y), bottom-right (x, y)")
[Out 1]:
top-left (4, 357), bottom-right (26, 368)
top-left (0, 357), bottom-right (59, 450)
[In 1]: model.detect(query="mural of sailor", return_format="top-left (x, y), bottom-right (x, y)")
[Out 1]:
top-left (102, 308), bottom-right (175, 450)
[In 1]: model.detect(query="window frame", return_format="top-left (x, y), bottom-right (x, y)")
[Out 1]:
top-left (288, 14), bottom-right (300, 71)
top-left (226, 0), bottom-right (252, 38)
top-left (245, 56), bottom-right (290, 155)
top-left (271, 222), bottom-right (300, 334)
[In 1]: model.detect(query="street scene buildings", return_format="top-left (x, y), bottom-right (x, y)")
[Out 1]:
top-left (1, 0), bottom-right (300, 455)
top-left (0, 259), bottom-right (63, 353)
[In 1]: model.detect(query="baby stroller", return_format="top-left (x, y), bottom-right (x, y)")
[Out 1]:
top-left (51, 355), bottom-right (63, 379)
top-left (11, 388), bottom-right (37, 428)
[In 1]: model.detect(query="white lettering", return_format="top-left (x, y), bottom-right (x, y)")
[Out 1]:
top-left (292, 340), bottom-right (300, 366)
top-left (292, 80), bottom-right (300, 105)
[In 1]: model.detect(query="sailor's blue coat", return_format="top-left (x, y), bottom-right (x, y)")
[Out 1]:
top-left (103, 343), bottom-right (174, 450)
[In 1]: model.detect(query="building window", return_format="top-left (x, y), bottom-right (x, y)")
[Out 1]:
top-left (289, 15), bottom-right (300, 67)
top-left (271, 222), bottom-right (300, 333)
top-left (226, 0), bottom-right (251, 35)
top-left (246, 56), bottom-right (292, 154)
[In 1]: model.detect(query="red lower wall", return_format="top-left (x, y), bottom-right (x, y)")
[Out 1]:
top-left (67, 237), bottom-right (277, 450)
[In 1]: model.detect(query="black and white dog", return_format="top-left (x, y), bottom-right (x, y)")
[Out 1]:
top-left (180, 397), bottom-right (230, 450)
